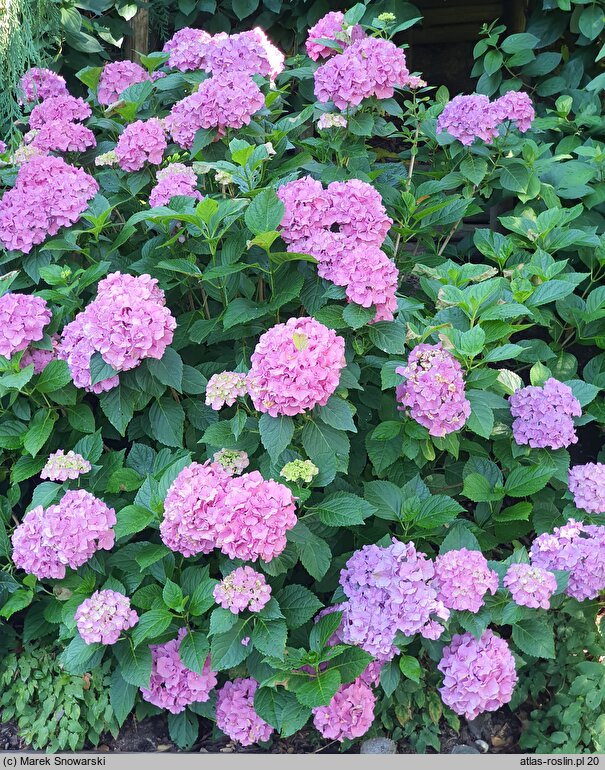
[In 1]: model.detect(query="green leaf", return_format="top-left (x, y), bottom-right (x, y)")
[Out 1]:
top-left (77, 65), bottom-right (103, 92)
top-left (163, 579), bottom-right (184, 611)
top-left (312, 492), bottom-right (375, 527)
top-left (462, 473), bottom-right (504, 503)
top-left (327, 648), bottom-right (373, 684)
top-left (259, 413), bottom-right (294, 463)
top-left (414, 495), bottom-right (464, 529)
top-left (245, 188), bottom-right (285, 235)
top-left (131, 609), bottom-right (173, 647)
top-left (222, 298), bottom-right (267, 329)
top-left (252, 618), bottom-right (287, 658)
top-left (99, 385), bottom-right (135, 436)
top-left (276, 585), bottom-right (323, 630)
top-left (232, 0), bottom-right (259, 20)
top-left (179, 631), bottom-right (210, 673)
top-left (189, 579), bottom-right (218, 616)
top-left (147, 348), bottom-right (184, 392)
top-left (107, 468), bottom-right (143, 493)
top-left (504, 465), bottom-right (554, 497)
top-left (368, 322), bottom-right (406, 354)
top-left (364, 480), bottom-right (404, 521)
top-left (287, 523), bottom-right (332, 581)
top-left (315, 396), bottom-right (356, 433)
top-left (149, 398), bottom-right (185, 447)
top-left (114, 505), bottom-right (154, 540)
top-left (110, 669), bottom-right (137, 727)
top-left (114, 641), bottom-right (153, 688)
top-left (167, 710), bottom-right (199, 750)
top-left (500, 163), bottom-right (530, 193)
top-left (399, 655), bottom-right (422, 683)
top-left (66, 403), bottom-right (96, 434)
top-left (58, 635), bottom-right (104, 675)
top-left (11, 455), bottom-right (46, 484)
top-left (460, 156), bottom-right (488, 186)
top-left (89, 352), bottom-right (120, 387)
top-left (0, 589), bottom-right (33, 620)
top-left (348, 113), bottom-right (375, 136)
top-left (23, 409), bottom-right (56, 457)
top-left (135, 543), bottom-right (171, 570)
top-left (211, 618), bottom-right (251, 670)
top-left (293, 669), bottom-right (341, 708)
top-left (512, 617), bottom-right (555, 659)
top-left (501, 33), bottom-right (540, 53)
top-left (35, 360), bottom-right (72, 393)
top-left (342, 303), bottom-right (375, 329)
top-left (466, 389), bottom-right (495, 439)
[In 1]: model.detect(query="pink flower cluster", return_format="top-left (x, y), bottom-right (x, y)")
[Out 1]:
top-left (160, 462), bottom-right (297, 563)
top-left (0, 293), bottom-right (51, 359)
top-left (246, 317), bottom-right (346, 417)
top-left (75, 590), bottom-right (138, 645)
top-left (305, 11), bottom-right (365, 61)
top-left (19, 68), bottom-right (68, 104)
top-left (339, 538), bottom-right (448, 659)
top-left (0, 155), bottom-right (98, 253)
top-left (115, 118), bottom-right (167, 172)
top-left (568, 462), bottom-right (605, 514)
top-left (205, 371), bottom-right (247, 410)
top-left (29, 95), bottom-right (91, 128)
top-left (140, 628), bottom-right (217, 714)
top-left (28, 120), bottom-right (96, 154)
top-left (503, 563), bottom-right (557, 610)
top-left (312, 679), bottom-right (375, 741)
top-left (97, 61), bottom-right (150, 106)
top-left (314, 37), bottom-right (409, 110)
top-left (149, 163), bottom-right (201, 207)
top-left (20, 334), bottom-right (59, 374)
top-left (395, 343), bottom-right (471, 437)
top-left (215, 678), bottom-right (273, 746)
top-left (437, 91), bottom-right (535, 145)
top-left (58, 272), bottom-right (176, 393)
top-left (165, 73), bottom-right (265, 147)
top-left (213, 566), bottom-right (271, 614)
top-left (11, 490), bottom-right (116, 579)
top-left (277, 177), bottom-right (397, 321)
top-left (530, 519), bottom-right (605, 601)
top-left (434, 548), bottom-right (499, 613)
top-left (163, 27), bottom-right (212, 71)
top-left (41, 449), bottom-right (91, 482)
top-left (509, 377), bottom-right (581, 450)
top-left (438, 630), bottom-right (518, 720)
top-left (212, 449), bottom-right (249, 476)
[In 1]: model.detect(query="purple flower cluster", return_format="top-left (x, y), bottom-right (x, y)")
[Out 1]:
top-left (339, 538), bottom-right (448, 658)
top-left (41, 449), bottom-right (91, 482)
top-left (395, 343), bottom-right (471, 437)
top-left (149, 163), bottom-right (201, 207)
top-left (160, 462), bottom-right (297, 563)
top-left (305, 11), bottom-right (365, 61)
top-left (568, 463), bottom-right (605, 514)
top-left (503, 563), bottom-right (557, 610)
top-left (438, 630), bottom-right (518, 720)
top-left (0, 155), bottom-right (98, 253)
top-left (277, 177), bottom-right (397, 321)
top-left (115, 118), bottom-right (167, 172)
top-left (530, 519), bottom-right (605, 601)
top-left (314, 37), bottom-right (409, 110)
top-left (75, 590), bottom-right (138, 645)
top-left (140, 628), bottom-right (217, 714)
top-left (97, 61), bottom-right (150, 106)
top-left (29, 95), bottom-right (91, 128)
top-left (509, 377), bottom-right (581, 450)
top-left (205, 371), bottom-right (247, 410)
top-left (11, 490), bottom-right (115, 579)
top-left (20, 334), bottom-right (59, 374)
top-left (163, 27), bottom-right (212, 71)
top-left (312, 679), bottom-right (375, 741)
top-left (434, 548), bottom-right (499, 613)
top-left (28, 120), bottom-right (96, 154)
top-left (437, 91), bottom-right (535, 145)
top-left (0, 293), bottom-right (51, 360)
top-left (215, 678), bottom-right (273, 746)
top-left (246, 317), bottom-right (346, 417)
top-left (58, 272), bottom-right (176, 392)
top-left (19, 68), bottom-right (68, 104)
top-left (213, 566), bottom-right (271, 614)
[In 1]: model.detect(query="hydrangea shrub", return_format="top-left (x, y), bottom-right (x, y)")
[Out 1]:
top-left (1, 3), bottom-right (605, 754)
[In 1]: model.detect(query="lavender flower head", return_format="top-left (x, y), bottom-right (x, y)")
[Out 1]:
top-left (75, 590), bottom-right (138, 645)
top-left (205, 371), bottom-right (247, 410)
top-left (490, 91), bottom-right (535, 133)
top-left (41, 449), bottom-right (91, 482)
top-left (438, 630), bottom-right (518, 720)
top-left (305, 11), bottom-right (366, 61)
top-left (213, 566), bottom-right (271, 614)
top-left (568, 463), bottom-right (605, 514)
top-left (0, 293), bottom-right (51, 359)
top-left (212, 449), bottom-right (249, 476)
top-left (19, 68), bottom-right (68, 104)
top-left (437, 94), bottom-right (500, 145)
top-left (509, 378), bottom-right (581, 450)
top-left (396, 343), bottom-right (471, 437)
top-left (312, 679), bottom-right (375, 741)
top-left (503, 563), bottom-right (557, 610)
top-left (115, 118), bottom-right (167, 172)
top-left (433, 548), bottom-right (499, 613)
top-left (216, 678), bottom-right (272, 746)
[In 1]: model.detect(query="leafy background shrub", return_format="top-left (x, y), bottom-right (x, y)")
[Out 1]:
top-left (0, 0), bottom-right (605, 755)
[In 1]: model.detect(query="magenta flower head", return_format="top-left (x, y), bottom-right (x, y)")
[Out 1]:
top-left (214, 471), bottom-right (297, 563)
top-left (503, 563), bottom-right (557, 610)
top-left (433, 548), bottom-right (499, 613)
top-left (20, 334), bottom-right (59, 375)
top-left (160, 460), bottom-right (231, 557)
top-left (57, 312), bottom-right (120, 394)
top-left (216, 678), bottom-right (273, 746)
top-left (205, 30), bottom-right (281, 80)
top-left (437, 94), bottom-right (501, 145)
top-left (41, 449), bottom-right (91, 482)
top-left (490, 91), bottom-right (535, 133)
top-left (29, 95), bottom-right (91, 129)
top-left (75, 590), bottom-right (138, 645)
top-left (213, 566), bottom-right (271, 614)
top-left (140, 628), bottom-right (217, 714)
top-left (29, 120), bottom-right (96, 154)
top-left (19, 68), bottom-right (68, 104)
top-left (205, 371), bottom-right (247, 410)
top-left (306, 11), bottom-right (366, 61)
top-left (149, 163), bottom-right (201, 207)
top-left (97, 60), bottom-right (150, 106)
top-left (115, 118), bottom-right (167, 172)
top-left (11, 490), bottom-right (115, 580)
top-left (326, 178), bottom-right (393, 245)
top-left (509, 378), bottom-right (581, 450)
top-left (568, 462), bottom-right (605, 514)
top-left (530, 519), bottom-right (605, 601)
top-left (340, 245), bottom-right (399, 323)
top-left (339, 538), bottom-right (448, 659)
top-left (0, 293), bottom-right (51, 359)
top-left (163, 27), bottom-right (212, 71)
top-left (438, 630), bottom-right (518, 720)
top-left (396, 343), bottom-right (471, 437)
top-left (312, 679), bottom-right (375, 741)
top-left (247, 317), bottom-right (346, 417)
